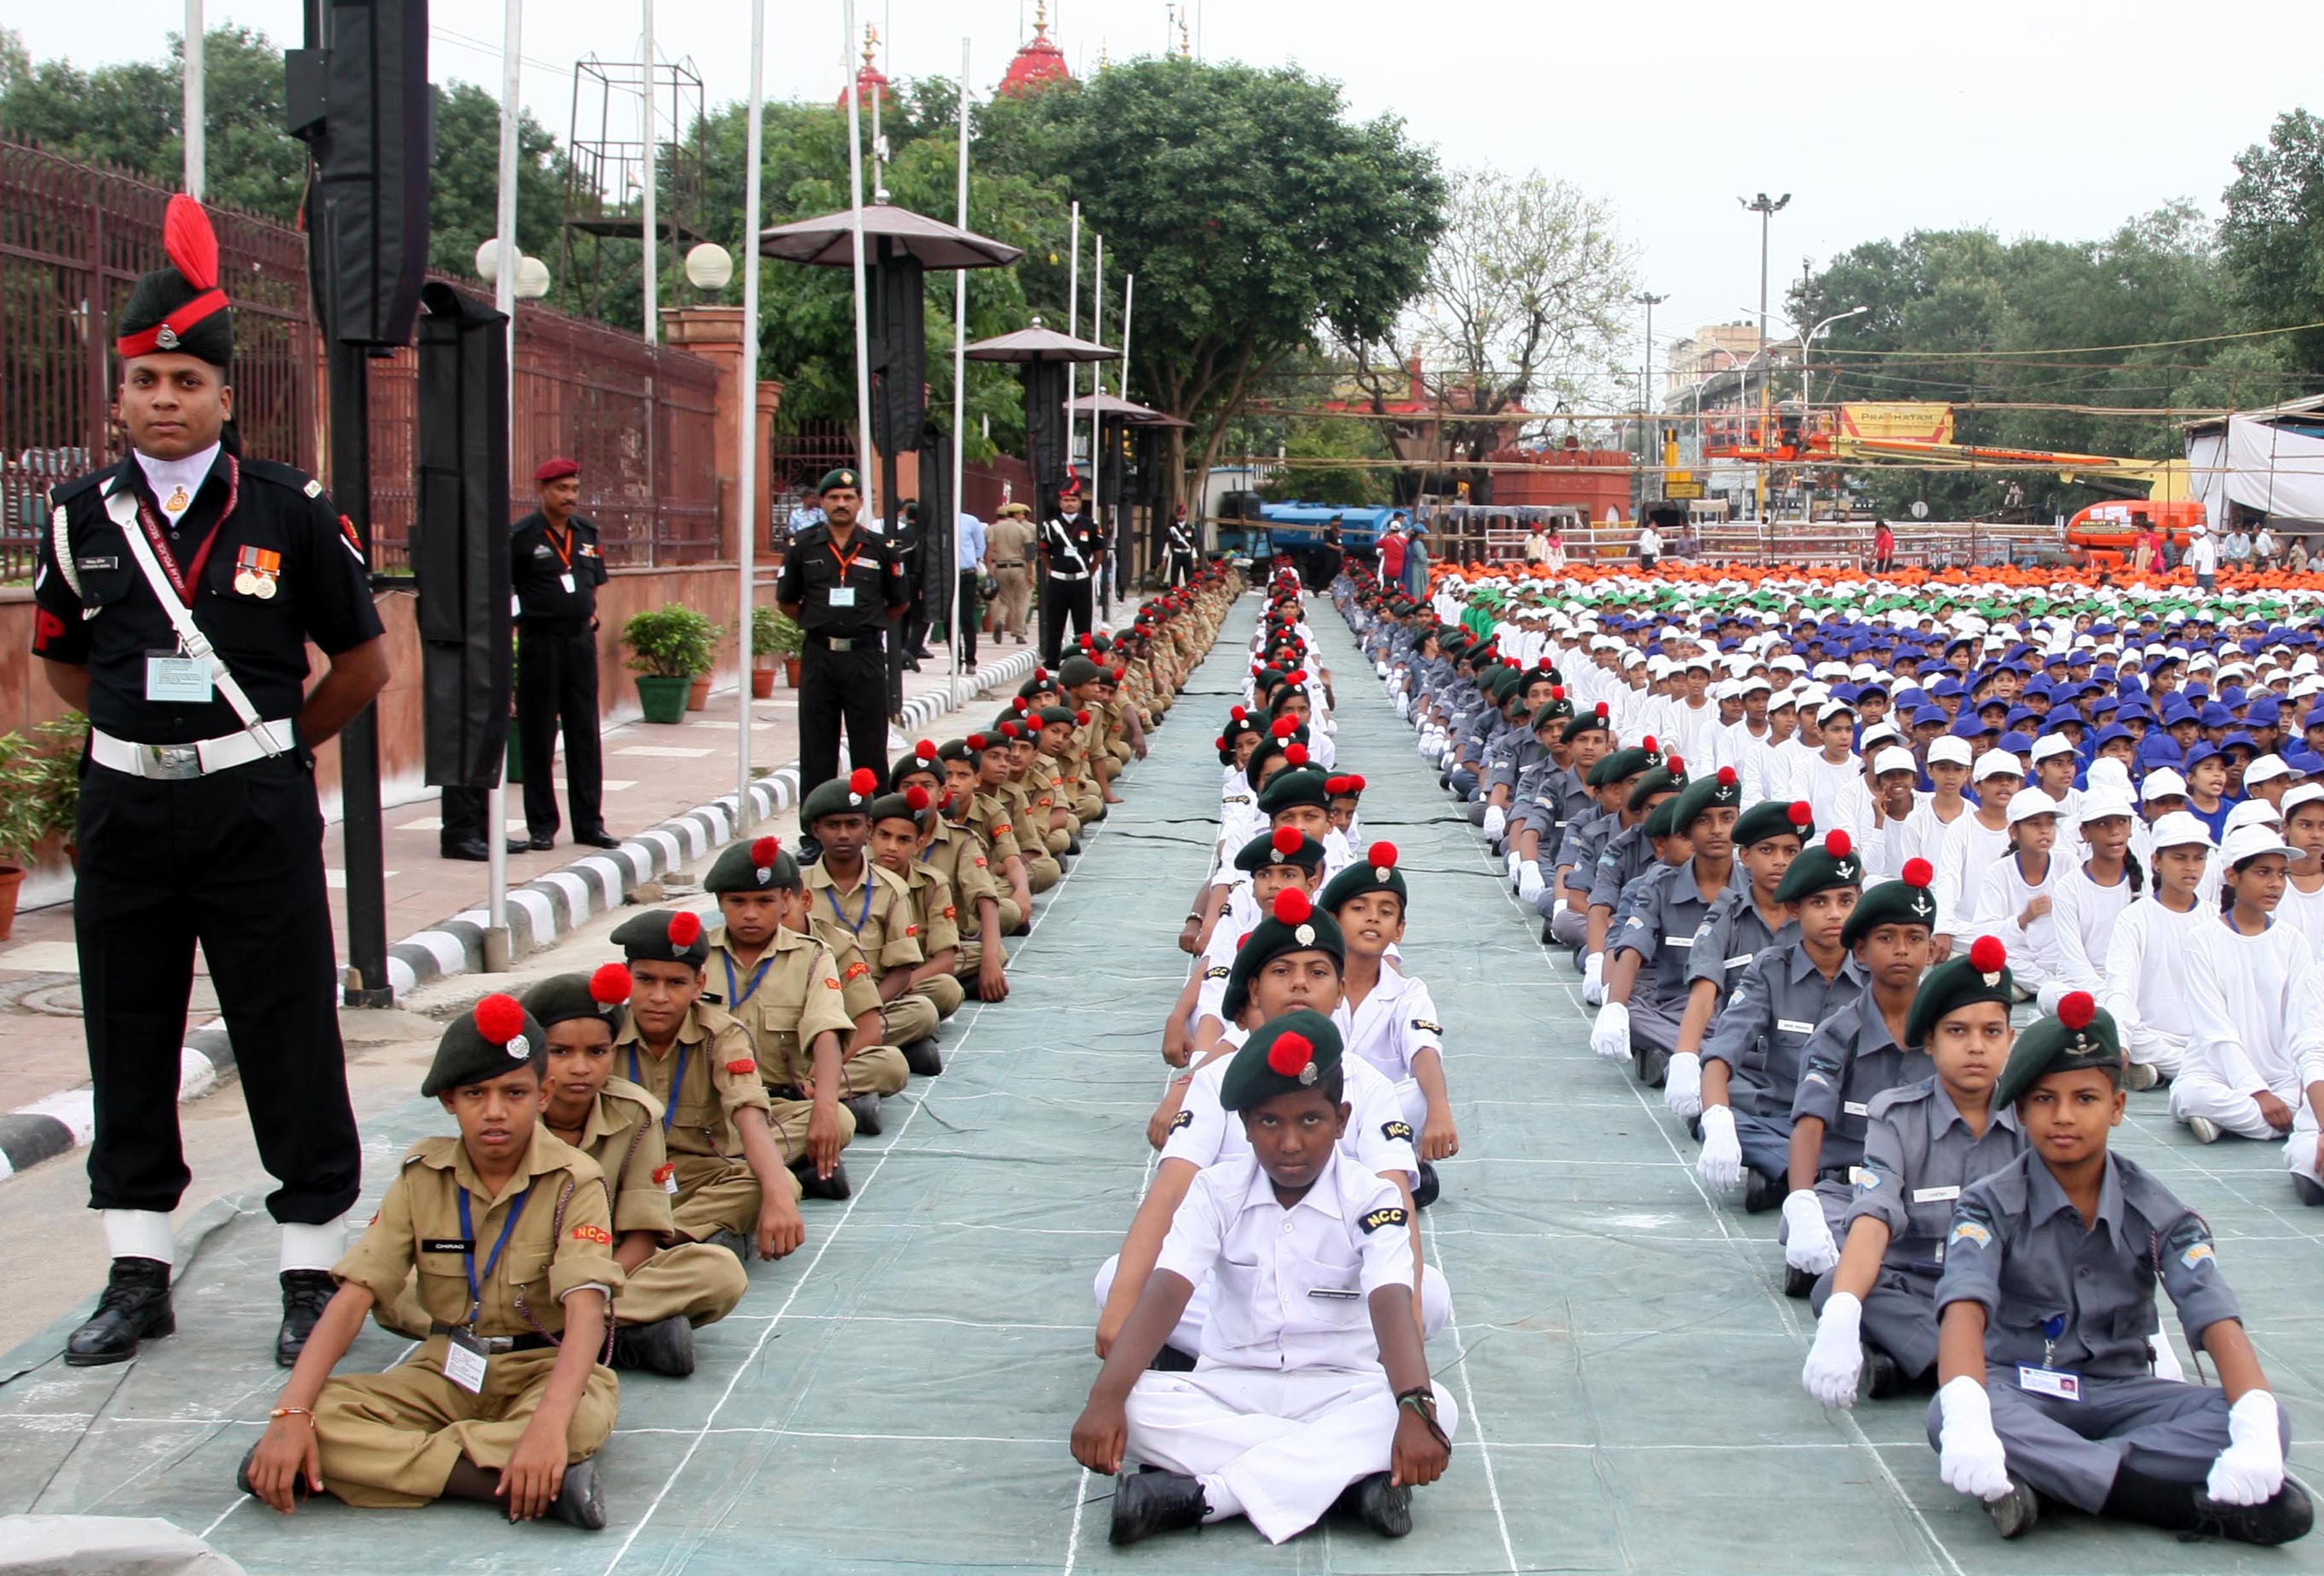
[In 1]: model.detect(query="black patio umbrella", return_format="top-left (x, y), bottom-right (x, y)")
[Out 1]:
top-left (964, 323), bottom-right (1118, 518)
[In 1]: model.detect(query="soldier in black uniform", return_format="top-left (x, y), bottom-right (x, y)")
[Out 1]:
top-left (776, 467), bottom-right (908, 800)
top-left (511, 457), bottom-right (618, 851)
top-left (30, 195), bottom-right (391, 1367)
top-left (1163, 504), bottom-right (1198, 589)
top-left (1039, 478), bottom-right (1103, 664)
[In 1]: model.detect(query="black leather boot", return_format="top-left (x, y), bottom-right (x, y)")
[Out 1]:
top-left (1332, 1470), bottom-right (1414, 1537)
top-left (902, 1037), bottom-right (944, 1076)
top-left (65, 1257), bottom-right (174, 1366)
top-left (1109, 1469), bottom-right (1207, 1545)
top-left (611, 1314), bottom-right (697, 1377)
top-left (793, 1158), bottom-right (852, 1200)
top-left (843, 1092), bottom-right (884, 1135)
top-left (550, 1457), bottom-right (609, 1529)
top-left (277, 1269), bottom-right (338, 1367)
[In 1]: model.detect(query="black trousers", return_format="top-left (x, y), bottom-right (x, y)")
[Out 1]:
top-left (1041, 574), bottom-right (1096, 665)
top-left (948, 570), bottom-right (980, 667)
top-left (1165, 551), bottom-right (1195, 588)
top-left (516, 623), bottom-right (604, 839)
top-left (74, 754), bottom-right (360, 1223)
top-left (800, 637), bottom-right (891, 798)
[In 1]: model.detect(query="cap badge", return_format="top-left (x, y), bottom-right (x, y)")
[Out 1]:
top-left (505, 1033), bottom-right (530, 1060)
top-left (1297, 1061), bottom-right (1319, 1086)
top-left (1294, 922), bottom-right (1315, 945)
top-left (156, 324), bottom-right (180, 350)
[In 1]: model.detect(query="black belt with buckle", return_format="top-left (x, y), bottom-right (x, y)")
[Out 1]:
top-left (807, 631), bottom-right (881, 652)
top-left (992, 561), bottom-right (1024, 569)
top-left (431, 1323), bottom-right (556, 1354)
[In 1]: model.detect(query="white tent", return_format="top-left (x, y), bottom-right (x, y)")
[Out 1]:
top-left (2187, 398), bottom-right (2324, 525)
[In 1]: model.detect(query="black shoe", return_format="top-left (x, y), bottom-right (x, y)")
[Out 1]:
top-left (1065, 836), bottom-right (1084, 856)
top-left (1742, 1169), bottom-right (1783, 1214)
top-left (574, 830), bottom-right (623, 849)
top-left (276, 1269), bottom-right (338, 1368)
top-left (237, 1442), bottom-right (311, 1502)
top-left (902, 658), bottom-right (922, 671)
top-left (443, 840), bottom-right (489, 862)
top-left (1109, 1468), bottom-right (1208, 1546)
top-left (1782, 1265), bottom-right (1816, 1300)
top-left (703, 1227), bottom-right (749, 1260)
top-left (1635, 1044), bottom-right (1669, 1088)
top-left (1412, 1160), bottom-right (1441, 1210)
top-left (2192, 1481), bottom-right (2315, 1546)
top-left (1147, 1342), bottom-right (1199, 1373)
top-left (1541, 920), bottom-right (1556, 945)
top-left (549, 1456), bottom-right (609, 1530)
top-left (843, 1091), bottom-right (884, 1135)
top-left (65, 1257), bottom-right (174, 1366)
top-left (1332, 1470), bottom-right (1414, 1537)
top-left (793, 1158), bottom-right (851, 1200)
top-left (1985, 1479), bottom-right (2040, 1539)
top-left (1860, 1342), bottom-right (1905, 1402)
top-left (2295, 1173), bottom-right (2324, 1207)
top-left (527, 833), bottom-right (556, 851)
top-left (902, 1037), bottom-right (944, 1076)
top-left (611, 1314), bottom-right (696, 1377)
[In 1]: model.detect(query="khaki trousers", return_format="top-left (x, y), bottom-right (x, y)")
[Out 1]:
top-left (839, 1042), bottom-right (910, 1097)
top-left (913, 974), bottom-right (966, 1019)
top-left (995, 567), bottom-right (1032, 638)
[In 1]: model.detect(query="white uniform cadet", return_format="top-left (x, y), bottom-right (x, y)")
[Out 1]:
top-left (1122, 1146), bottom-right (1460, 1544)
top-left (2174, 913), bottom-right (2312, 1141)
top-left (1332, 965), bottom-right (1444, 1131)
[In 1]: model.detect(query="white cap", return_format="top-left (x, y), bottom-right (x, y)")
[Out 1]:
top-left (1861, 723), bottom-right (1905, 752)
top-left (1768, 687), bottom-right (1800, 711)
top-left (1647, 655), bottom-right (1677, 678)
top-left (2141, 767), bottom-right (2188, 802)
top-left (2085, 757), bottom-right (2134, 795)
top-left (2282, 782), bottom-right (2324, 818)
top-left (1972, 749), bottom-right (2025, 782)
top-left (1739, 674), bottom-right (1773, 696)
top-left (2005, 787), bottom-right (2064, 824)
top-left (1817, 700), bottom-right (1857, 726)
top-left (2244, 753), bottom-right (2292, 789)
top-left (2030, 733), bottom-right (2077, 763)
top-left (2147, 809), bottom-right (2216, 851)
top-left (2224, 799), bottom-right (2283, 836)
top-left (2221, 822), bottom-right (2300, 867)
top-left (2076, 789), bottom-right (2137, 825)
top-left (1928, 736), bottom-right (1973, 767)
top-left (1873, 746), bottom-right (1919, 777)
top-left (1685, 652), bottom-right (1715, 674)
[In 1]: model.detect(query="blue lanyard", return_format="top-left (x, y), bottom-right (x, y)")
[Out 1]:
top-left (455, 1182), bottom-right (533, 1328)
top-left (824, 880), bottom-right (874, 936)
top-left (722, 951), bottom-right (775, 1010)
top-left (627, 1044), bottom-right (690, 1134)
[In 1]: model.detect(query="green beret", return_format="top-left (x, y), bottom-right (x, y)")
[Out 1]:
top-left (869, 787), bottom-right (934, 825)
top-left (1669, 765), bottom-right (1742, 831)
top-left (1904, 936), bottom-right (2017, 1049)
top-left (935, 736), bottom-right (986, 763)
top-left (816, 467), bottom-right (861, 496)
top-left (1234, 827), bottom-right (1327, 874)
top-left (1034, 705), bottom-right (1080, 728)
top-left (801, 766), bottom-right (884, 824)
top-left (1058, 655), bottom-right (1104, 687)
top-left (992, 709), bottom-right (1031, 736)
top-left (1219, 1008), bottom-right (1345, 1113)
top-left (1316, 839), bottom-right (1408, 913)
top-left (520, 967), bottom-right (633, 1030)
top-left (1773, 830), bottom-right (1865, 903)
top-left (1642, 797), bottom-right (1685, 840)
top-left (611, 908), bottom-right (711, 967)
top-left (891, 746), bottom-right (944, 788)
top-left (1562, 702), bottom-right (1613, 742)
top-left (1993, 992), bottom-right (2123, 1108)
top-left (704, 835), bottom-right (802, 893)
top-left (1626, 764), bottom-right (1686, 814)
top-left (422, 994), bottom-right (547, 1096)
top-left (1221, 888), bottom-right (1345, 1022)
top-left (1531, 697), bottom-right (1575, 731)
top-left (1597, 745), bottom-right (1657, 785)
top-left (1256, 765), bottom-right (1332, 815)
top-left (1840, 864), bottom-right (1939, 945)
top-left (1734, 798), bottom-right (1812, 848)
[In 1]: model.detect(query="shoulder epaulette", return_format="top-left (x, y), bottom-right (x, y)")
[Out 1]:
top-left (239, 456), bottom-right (318, 492)
top-left (46, 471), bottom-right (105, 510)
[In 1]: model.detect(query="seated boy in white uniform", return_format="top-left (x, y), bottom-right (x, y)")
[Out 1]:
top-left (1319, 840), bottom-right (1456, 1191)
top-left (1072, 1011), bottom-right (1456, 1546)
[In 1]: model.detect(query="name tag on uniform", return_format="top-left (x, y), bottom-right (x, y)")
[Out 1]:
top-left (419, 1238), bottom-right (474, 1255)
top-left (1667, 934), bottom-right (1693, 947)
top-left (1306, 1288), bottom-right (1361, 1301)
top-left (1777, 1018), bottom-right (1816, 1035)
top-left (558, 572), bottom-right (577, 594)
top-left (1913, 1185), bottom-right (1961, 1204)
top-left (443, 1328), bottom-right (491, 1394)
top-left (2016, 1364), bottom-right (2082, 1402)
top-left (1842, 1100), bottom-right (1870, 1117)
top-left (828, 585), bottom-right (857, 607)
top-left (1724, 954), bottom-right (1753, 969)
top-left (145, 651), bottom-right (213, 702)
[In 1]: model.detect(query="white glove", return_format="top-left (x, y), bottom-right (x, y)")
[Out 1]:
top-left (1482, 804), bottom-right (1507, 841)
top-left (1801, 1291), bottom-right (1865, 1409)
top-left (1506, 848), bottom-right (1522, 883)
top-left (1663, 1051), bottom-right (1703, 1117)
top-left (1936, 1376), bottom-right (2013, 1500)
top-left (1551, 896), bottom-right (1569, 922)
top-left (1518, 862), bottom-right (1547, 904)
top-left (2205, 1391), bottom-right (2285, 1506)
top-left (1782, 1189), bottom-right (1841, 1275)
top-left (1395, 694), bottom-right (1411, 720)
top-left (1590, 1000), bottom-right (1631, 1060)
top-left (1374, 660), bottom-right (1389, 678)
top-left (1697, 1104), bottom-right (1742, 1191)
top-left (1582, 951), bottom-right (1605, 1005)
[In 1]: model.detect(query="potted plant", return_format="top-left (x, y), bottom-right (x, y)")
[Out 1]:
top-left (621, 605), bottom-right (718, 724)
top-left (26, 713), bottom-right (88, 870)
top-left (755, 605), bottom-right (804, 692)
top-left (0, 731), bottom-right (48, 940)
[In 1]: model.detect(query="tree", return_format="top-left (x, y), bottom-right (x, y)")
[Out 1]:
top-left (425, 81), bottom-right (564, 283)
top-left (1255, 416), bottom-right (1394, 507)
top-left (2221, 109), bottom-right (2324, 375)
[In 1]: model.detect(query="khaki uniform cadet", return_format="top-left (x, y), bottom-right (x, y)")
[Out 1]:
top-left (290, 998), bottom-right (620, 1518)
top-left (890, 742), bottom-right (1022, 971)
top-left (609, 910), bottom-right (807, 1229)
top-left (989, 715), bottom-right (1067, 885)
top-left (870, 787), bottom-right (967, 1020)
top-left (1036, 702), bottom-right (1105, 825)
top-left (985, 501), bottom-right (1036, 643)
top-left (1006, 705), bottom-right (1080, 855)
top-left (941, 735), bottom-right (1032, 916)
top-left (697, 838), bottom-right (881, 1146)
top-left (799, 772), bottom-right (946, 1073)
top-left (1928, 997), bottom-right (2312, 1545)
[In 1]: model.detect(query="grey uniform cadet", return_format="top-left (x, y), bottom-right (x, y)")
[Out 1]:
top-left (1702, 945), bottom-right (1867, 1180)
top-left (1929, 1150), bottom-right (2276, 1513)
top-left (1612, 858), bottom-right (1749, 1060)
top-left (1791, 998), bottom-right (1934, 1234)
top-left (1685, 889), bottom-right (1794, 1007)
top-left (1545, 806), bottom-right (1609, 938)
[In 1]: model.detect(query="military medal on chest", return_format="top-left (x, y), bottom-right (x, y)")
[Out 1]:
top-left (233, 543), bottom-right (281, 599)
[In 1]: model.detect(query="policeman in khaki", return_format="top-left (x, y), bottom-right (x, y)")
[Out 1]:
top-left (241, 997), bottom-right (620, 1528)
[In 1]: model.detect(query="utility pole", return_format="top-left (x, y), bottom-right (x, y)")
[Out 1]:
top-left (1633, 290), bottom-right (1666, 497)
top-left (1739, 192), bottom-right (1789, 529)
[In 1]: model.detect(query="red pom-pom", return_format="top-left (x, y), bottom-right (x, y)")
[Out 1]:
top-left (1789, 800), bottom-right (1813, 827)
top-left (1349, 775), bottom-right (1366, 791)
top-left (1000, 721), bottom-right (1021, 738)
top-left (588, 963), bottom-right (633, 1006)
top-left (1034, 667), bottom-right (1048, 682)
top-left (1824, 830), bottom-right (1851, 858)
top-left (1369, 840), bottom-right (1398, 869)
top-left (1012, 696), bottom-right (1029, 712)
top-left (1214, 737), bottom-right (1226, 751)
top-left (1902, 856), bottom-right (1933, 888)
top-left (966, 733), bottom-right (988, 751)
top-left (1717, 765), bottom-right (1738, 786)
top-left (1075, 710), bottom-right (1092, 727)
top-left (163, 194), bottom-right (221, 291)
top-left (1231, 705), bottom-right (1247, 720)
top-left (751, 835), bottom-right (780, 867)
top-left (474, 993), bottom-right (525, 1046)
top-left (668, 910), bottom-right (703, 947)
top-left (1666, 754), bottom-right (1685, 776)
top-left (2058, 991), bottom-right (2096, 1031)
top-left (1969, 934), bottom-right (2008, 974)
top-left (1551, 685), bottom-right (1565, 700)
top-left (1288, 669), bottom-right (1307, 684)
top-left (1272, 887), bottom-right (1314, 924)
top-left (848, 767), bottom-right (878, 795)
top-left (914, 739), bottom-right (937, 761)
top-left (1324, 774), bottom-right (1347, 794)
top-left (1272, 716), bottom-right (1296, 738)
top-left (1272, 826), bottom-right (1304, 854)
top-left (1643, 734), bottom-right (1660, 753)
top-left (1112, 666), bottom-right (1126, 681)
top-left (904, 785), bottom-right (931, 812)
top-left (1285, 742), bottom-right (1310, 766)
top-left (1595, 702), bottom-right (1609, 718)
top-left (1266, 1031), bottom-right (1314, 1078)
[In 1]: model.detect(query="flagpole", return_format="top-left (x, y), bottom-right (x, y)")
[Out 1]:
top-left (844, 0), bottom-right (876, 521)
top-left (735, 0), bottom-right (765, 827)
top-left (950, 37), bottom-right (972, 709)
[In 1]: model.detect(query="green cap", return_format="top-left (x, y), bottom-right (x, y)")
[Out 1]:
top-left (1219, 1007), bottom-right (1345, 1112)
top-left (520, 967), bottom-right (634, 1030)
top-left (1626, 763), bottom-right (1686, 814)
top-left (1904, 935), bottom-right (2017, 1049)
top-left (1993, 991), bottom-right (2123, 1108)
top-left (1642, 796), bottom-right (1686, 841)
top-left (1316, 839), bottom-right (1408, 913)
top-left (890, 743), bottom-right (944, 789)
top-left (1562, 701), bottom-right (1613, 742)
top-left (869, 787), bottom-right (935, 825)
top-left (422, 993), bottom-right (547, 1097)
top-left (1035, 705), bottom-right (1081, 729)
top-left (1256, 765), bottom-right (1332, 815)
top-left (1597, 744), bottom-right (1660, 785)
top-left (1221, 887), bottom-right (1345, 1022)
top-left (1840, 860), bottom-right (1939, 945)
top-left (611, 908), bottom-right (711, 967)
top-left (817, 467), bottom-right (861, 495)
top-left (1531, 696), bottom-right (1575, 732)
top-left (704, 835), bottom-right (802, 893)
top-left (1058, 655), bottom-right (1104, 688)
top-left (1669, 764), bottom-right (1742, 831)
top-left (1773, 830), bottom-right (1864, 903)
top-left (801, 766), bottom-right (884, 825)
top-left (1234, 827), bottom-right (1327, 875)
top-left (1734, 798), bottom-right (1813, 849)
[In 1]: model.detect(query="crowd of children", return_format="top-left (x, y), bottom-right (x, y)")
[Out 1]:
top-left (1349, 561), bottom-right (2316, 1546)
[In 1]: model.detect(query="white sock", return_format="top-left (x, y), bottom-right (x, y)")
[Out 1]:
top-left (1198, 1473), bottom-right (1242, 1524)
top-left (280, 1213), bottom-right (353, 1273)
top-left (102, 1208), bottom-right (175, 1267)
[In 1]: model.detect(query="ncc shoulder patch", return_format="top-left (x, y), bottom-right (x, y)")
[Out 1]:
top-left (1381, 1120), bottom-right (1414, 1142)
top-left (569, 1224), bottom-right (613, 1246)
top-left (1168, 1109), bottom-right (1194, 1132)
top-left (1947, 1219), bottom-right (1992, 1251)
top-left (1203, 965), bottom-right (1231, 980)
top-left (842, 960), bottom-right (872, 982)
top-left (1410, 1018), bottom-right (1442, 1035)
top-left (1359, 1206), bottom-right (1409, 1234)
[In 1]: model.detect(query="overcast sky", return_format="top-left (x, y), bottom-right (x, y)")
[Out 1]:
top-left (21, 0), bottom-right (2317, 403)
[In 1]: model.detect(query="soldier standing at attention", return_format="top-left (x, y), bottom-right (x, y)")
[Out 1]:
top-left (32, 195), bottom-right (391, 1368)
top-left (777, 469), bottom-right (909, 804)
top-left (1039, 479), bottom-right (1103, 664)
top-left (508, 457), bottom-right (619, 853)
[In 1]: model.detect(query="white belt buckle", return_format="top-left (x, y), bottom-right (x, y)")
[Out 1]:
top-left (143, 743), bottom-right (204, 781)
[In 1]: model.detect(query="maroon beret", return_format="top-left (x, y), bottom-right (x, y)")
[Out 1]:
top-left (534, 456), bottom-right (580, 484)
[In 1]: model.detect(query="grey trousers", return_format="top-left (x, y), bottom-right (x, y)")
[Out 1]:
top-left (1813, 1266), bottom-right (1942, 1379)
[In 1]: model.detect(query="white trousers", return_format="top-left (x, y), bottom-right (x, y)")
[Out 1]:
top-left (1123, 1366), bottom-right (1459, 1544)
top-left (1094, 1257), bottom-right (1452, 1356)
top-left (2168, 1071), bottom-right (2301, 1142)
top-left (2290, 1106), bottom-right (2321, 1185)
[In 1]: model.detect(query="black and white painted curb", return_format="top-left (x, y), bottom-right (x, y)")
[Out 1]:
top-left (0, 1024), bottom-right (234, 1179)
top-left (385, 650), bottom-right (1042, 1001)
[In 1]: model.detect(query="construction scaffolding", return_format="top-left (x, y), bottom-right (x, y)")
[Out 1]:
top-left (561, 54), bottom-right (709, 324)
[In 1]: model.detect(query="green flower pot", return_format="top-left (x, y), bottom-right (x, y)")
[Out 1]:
top-left (635, 674), bottom-right (691, 725)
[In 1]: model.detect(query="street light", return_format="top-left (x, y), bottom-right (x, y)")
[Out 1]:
top-left (1738, 194), bottom-right (1790, 528)
top-left (1742, 303), bottom-right (1868, 529)
top-left (1633, 290), bottom-right (1667, 520)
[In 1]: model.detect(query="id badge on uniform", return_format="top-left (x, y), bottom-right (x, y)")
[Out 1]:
top-left (443, 1328), bottom-right (490, 1395)
top-left (145, 649), bottom-right (214, 703)
top-left (558, 572), bottom-right (577, 594)
top-left (2017, 1363), bottom-right (2082, 1402)
top-left (828, 584), bottom-right (857, 608)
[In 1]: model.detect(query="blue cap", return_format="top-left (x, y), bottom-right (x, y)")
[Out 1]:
top-left (2248, 696), bottom-right (2283, 727)
top-left (2288, 748), bottom-right (2324, 776)
top-left (1932, 676), bottom-right (1966, 698)
top-left (1997, 731), bottom-right (2035, 754)
top-left (2091, 723), bottom-right (2134, 751)
top-left (2221, 731), bottom-right (2259, 758)
top-left (2182, 741), bottom-right (2221, 771)
top-left (2199, 702), bottom-right (2234, 729)
top-left (1950, 714), bottom-right (1993, 740)
top-left (1911, 704), bottom-right (1949, 728)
